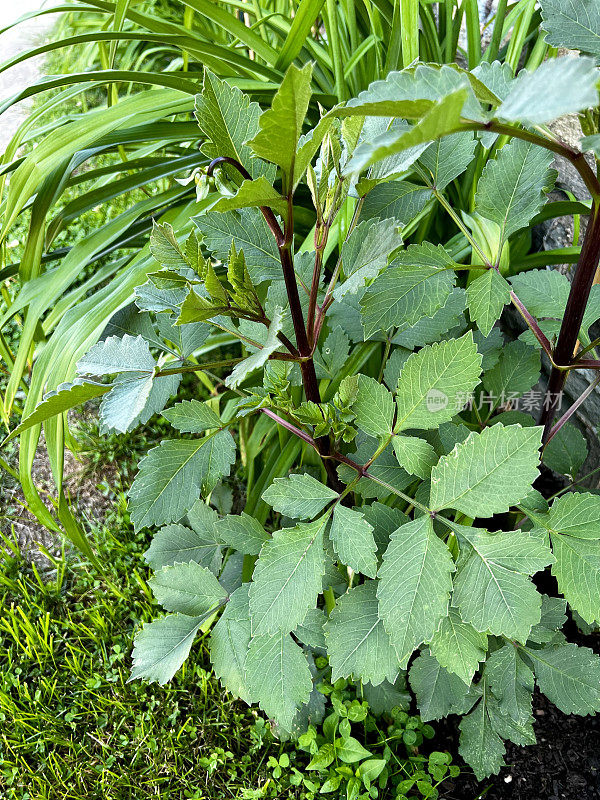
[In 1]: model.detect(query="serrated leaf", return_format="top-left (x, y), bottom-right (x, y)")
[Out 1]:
top-left (262, 473), bottom-right (338, 520)
top-left (540, 0), bottom-right (600, 56)
top-left (325, 581), bottom-right (399, 686)
top-left (150, 221), bottom-right (191, 272)
top-left (539, 492), bottom-right (600, 540)
top-left (130, 613), bottom-right (205, 685)
top-left (351, 375), bottom-right (394, 438)
top-left (362, 678), bottom-right (411, 716)
top-left (195, 208), bottom-right (281, 283)
top-left (314, 328), bottom-right (350, 380)
top-left (524, 642), bottom-right (600, 714)
top-left (209, 584), bottom-right (252, 703)
top-left (129, 431), bottom-right (235, 531)
top-left (334, 218), bottom-right (403, 299)
top-left (459, 694), bottom-right (506, 780)
top-left (212, 177), bottom-right (286, 216)
top-left (361, 181), bottom-right (432, 225)
top-left (394, 287), bottom-right (467, 350)
top-left (550, 534), bottom-right (600, 624)
top-left (429, 607), bottom-right (488, 685)
top-left (245, 632), bottom-right (312, 728)
top-left (249, 515), bottom-right (327, 635)
top-left (543, 423), bottom-right (588, 478)
top-left (162, 399), bottom-right (222, 433)
top-left (360, 242), bottom-right (456, 338)
top-left (226, 307), bottom-right (284, 389)
top-left (196, 70), bottom-right (274, 182)
top-left (409, 651), bottom-right (471, 721)
top-left (452, 524), bottom-right (553, 641)
top-left (149, 561), bottom-right (227, 616)
top-left (294, 607), bottom-right (327, 652)
top-left (344, 89), bottom-right (470, 175)
top-left (337, 64), bottom-right (481, 118)
top-left (466, 269), bottom-right (510, 337)
top-left (378, 517), bottom-right (455, 665)
top-left (392, 435), bottom-right (438, 479)
top-left (99, 372), bottom-right (154, 434)
top-left (497, 57), bottom-right (598, 126)
top-left (395, 331), bottom-right (482, 433)
top-left (103, 303), bottom-right (162, 347)
top-left (485, 644), bottom-right (534, 722)
top-left (77, 334), bottom-right (155, 376)
top-left (215, 513), bottom-right (270, 556)
top-left (248, 63), bottom-right (313, 187)
top-left (363, 501), bottom-right (408, 559)
top-left (482, 339), bottom-right (540, 402)
top-left (419, 132), bottom-right (477, 191)
top-left (430, 425), bottom-right (542, 516)
top-left (357, 118), bottom-right (432, 186)
top-left (329, 505), bottom-right (377, 578)
top-left (475, 139), bottom-right (554, 252)
top-left (4, 379), bottom-right (110, 443)
top-left (135, 281), bottom-right (187, 314)
top-left (529, 595), bottom-right (568, 644)
top-left (144, 522), bottom-right (221, 571)
top-left (487, 694), bottom-right (536, 747)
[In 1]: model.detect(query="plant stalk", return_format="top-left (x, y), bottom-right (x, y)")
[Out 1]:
top-left (540, 203), bottom-right (600, 441)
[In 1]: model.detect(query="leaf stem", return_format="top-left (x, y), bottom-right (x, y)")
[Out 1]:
top-left (540, 203), bottom-right (600, 441)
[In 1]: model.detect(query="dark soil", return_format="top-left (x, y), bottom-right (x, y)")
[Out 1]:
top-left (440, 627), bottom-right (600, 800)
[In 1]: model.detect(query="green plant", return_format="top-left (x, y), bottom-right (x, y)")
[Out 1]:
top-left (0, 496), bottom-right (455, 800)
top-left (13, 19), bottom-right (600, 780)
top-left (7, 0), bottom-right (600, 784)
top-left (0, 0), bottom-right (566, 548)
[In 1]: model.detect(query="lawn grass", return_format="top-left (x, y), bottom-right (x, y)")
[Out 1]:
top-left (0, 496), bottom-right (291, 800)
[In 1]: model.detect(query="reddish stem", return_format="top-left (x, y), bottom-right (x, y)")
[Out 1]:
top-left (540, 204), bottom-right (600, 442)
